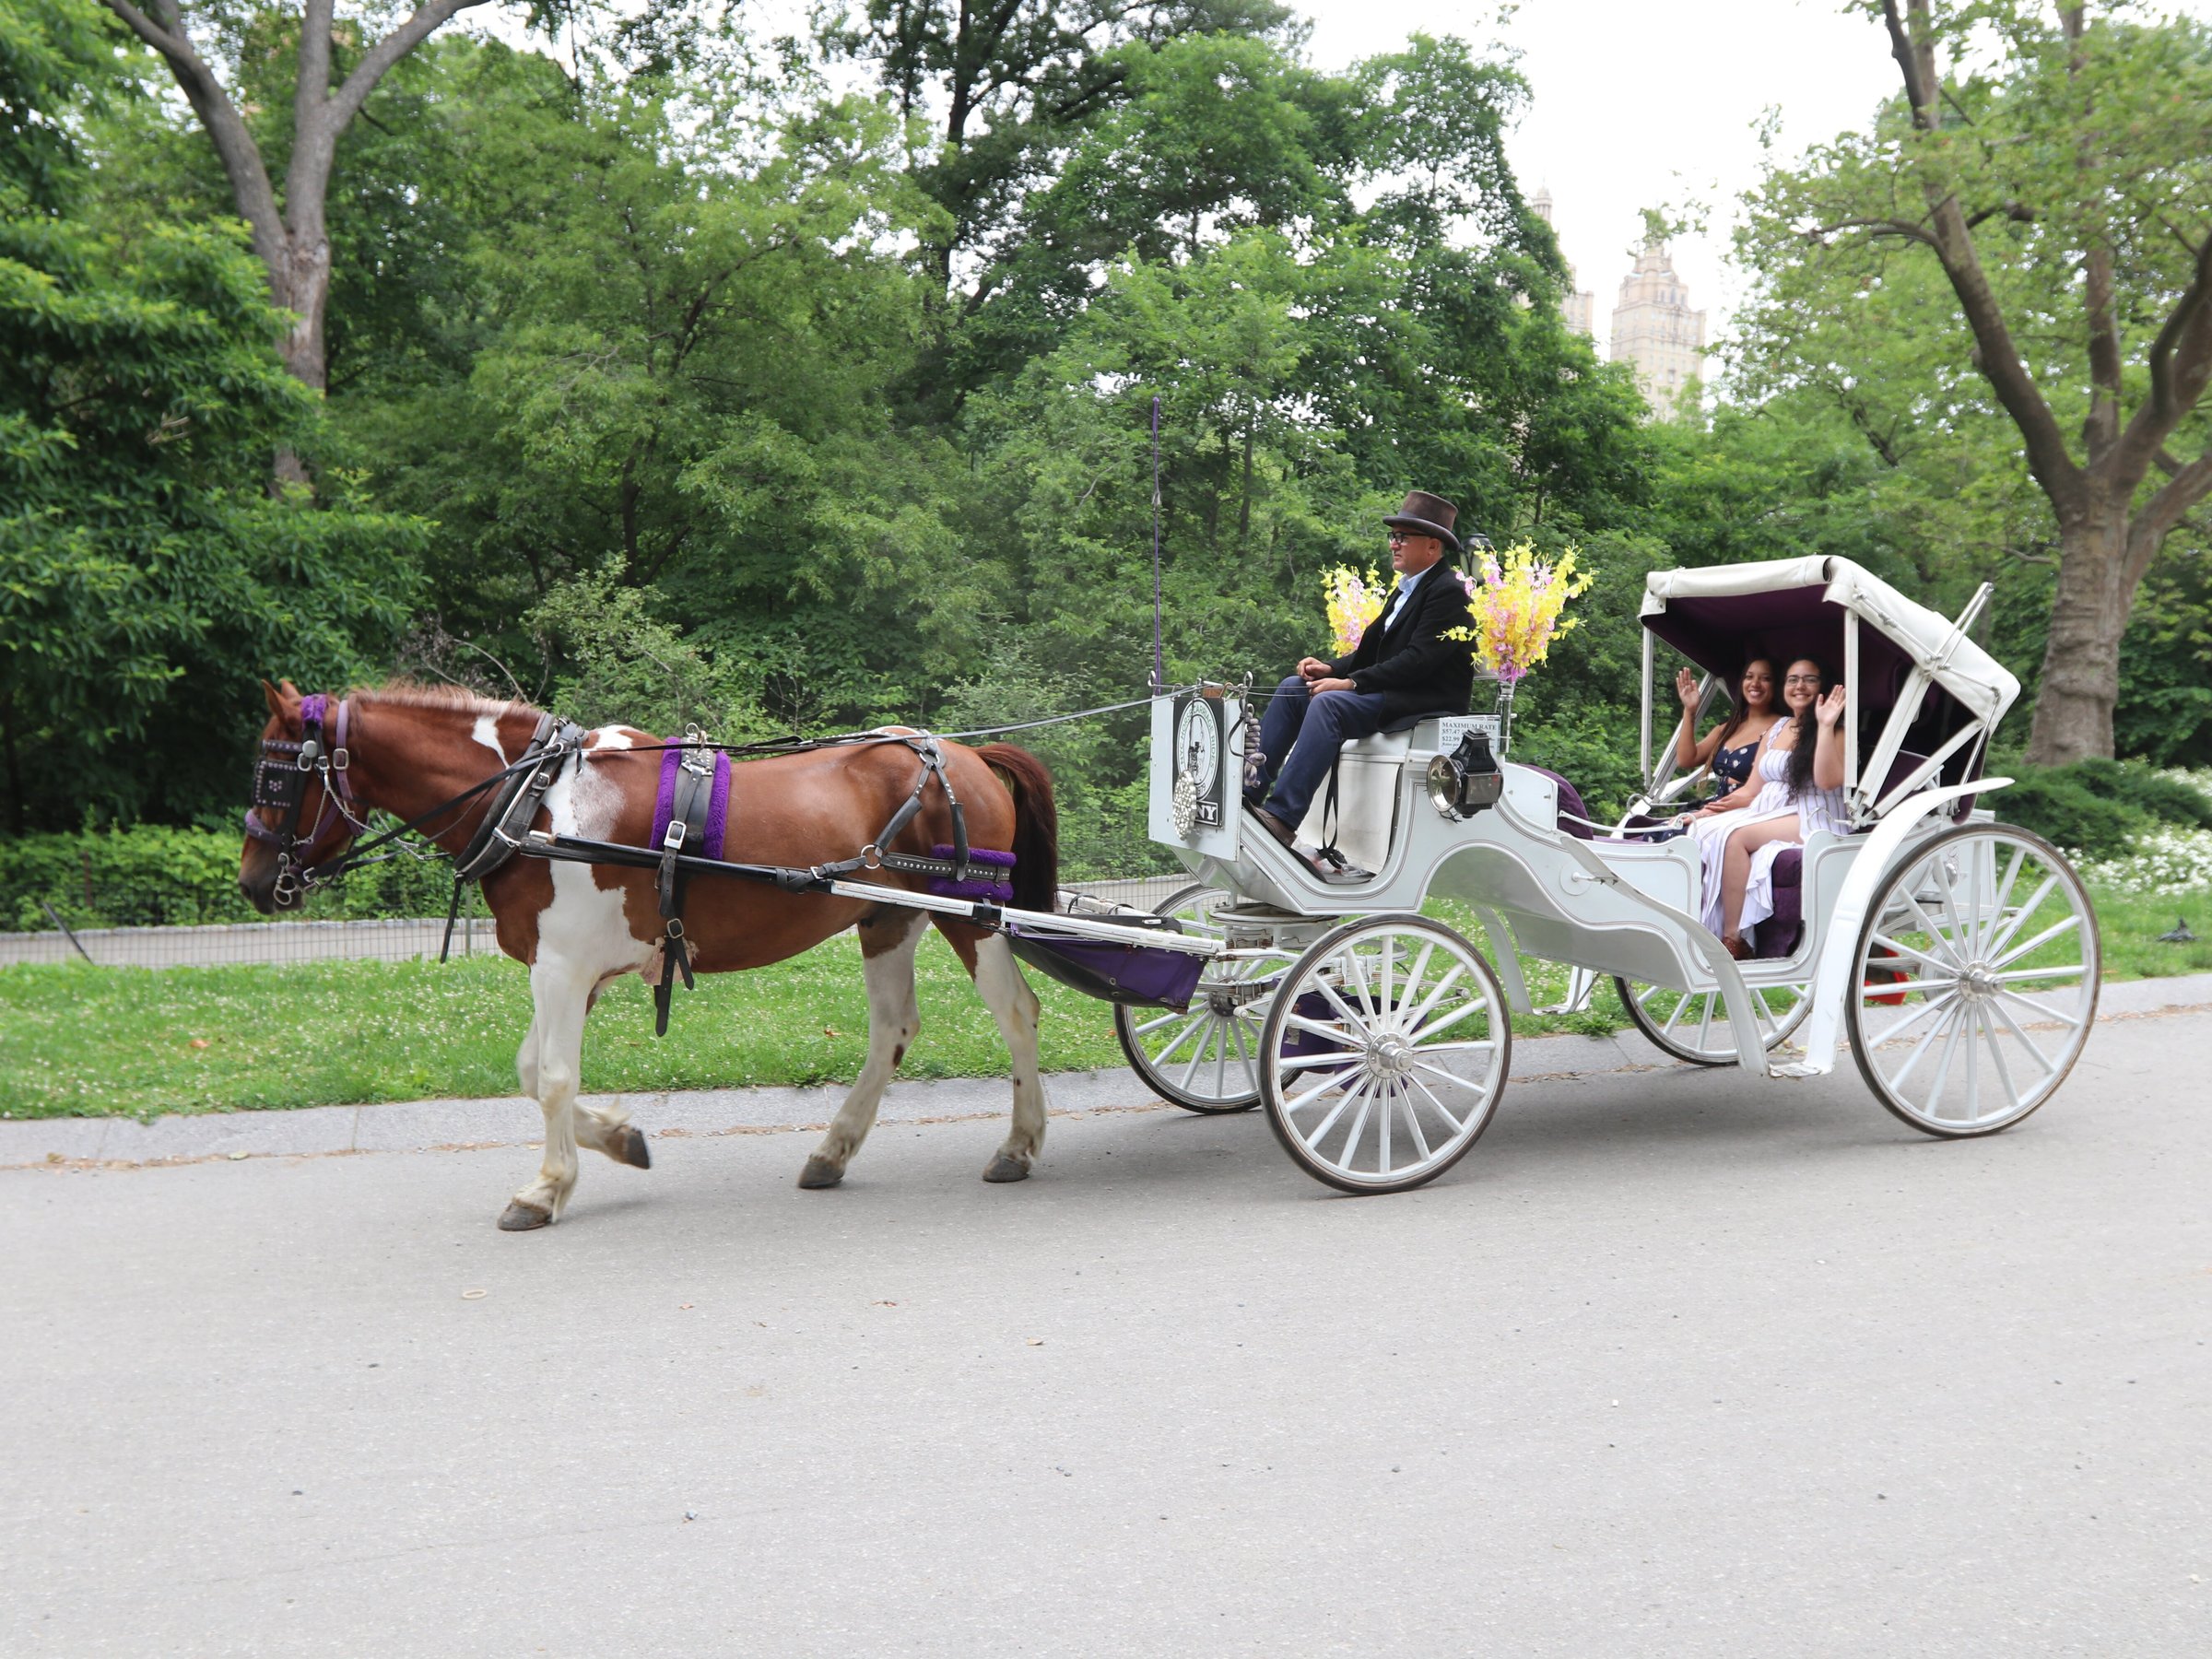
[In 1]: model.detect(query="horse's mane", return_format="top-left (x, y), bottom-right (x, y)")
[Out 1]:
top-left (354, 678), bottom-right (537, 717)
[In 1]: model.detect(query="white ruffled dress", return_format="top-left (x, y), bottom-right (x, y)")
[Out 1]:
top-left (1688, 735), bottom-right (1848, 939)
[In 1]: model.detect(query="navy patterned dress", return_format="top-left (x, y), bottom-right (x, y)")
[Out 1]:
top-left (1702, 735), bottom-right (1761, 806)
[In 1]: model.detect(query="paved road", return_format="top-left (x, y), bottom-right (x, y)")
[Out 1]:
top-left (4, 1013), bottom-right (2208, 1656)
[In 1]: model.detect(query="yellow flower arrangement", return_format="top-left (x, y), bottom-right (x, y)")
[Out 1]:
top-left (1322, 565), bottom-right (1387, 657)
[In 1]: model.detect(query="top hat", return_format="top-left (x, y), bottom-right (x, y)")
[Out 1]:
top-left (1382, 490), bottom-right (1462, 552)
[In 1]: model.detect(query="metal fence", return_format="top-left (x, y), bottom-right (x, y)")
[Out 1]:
top-left (4, 877), bottom-right (1189, 971)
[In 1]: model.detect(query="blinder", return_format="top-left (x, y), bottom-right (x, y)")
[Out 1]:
top-left (241, 695), bottom-right (352, 905)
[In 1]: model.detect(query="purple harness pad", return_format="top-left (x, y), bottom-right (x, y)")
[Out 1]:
top-left (928, 844), bottom-right (1015, 900)
top-left (652, 749), bottom-right (732, 860)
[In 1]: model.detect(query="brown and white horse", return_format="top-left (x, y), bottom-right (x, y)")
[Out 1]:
top-left (239, 680), bottom-right (1060, 1229)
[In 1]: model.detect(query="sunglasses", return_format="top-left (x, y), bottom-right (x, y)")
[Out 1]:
top-left (1387, 531), bottom-right (1418, 546)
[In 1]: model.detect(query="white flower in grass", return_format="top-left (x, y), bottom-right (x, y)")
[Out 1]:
top-left (2077, 823), bottom-right (2212, 898)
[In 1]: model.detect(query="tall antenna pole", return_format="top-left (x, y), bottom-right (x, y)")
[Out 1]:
top-left (1150, 394), bottom-right (1164, 692)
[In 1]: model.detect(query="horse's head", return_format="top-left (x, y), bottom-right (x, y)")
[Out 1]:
top-left (239, 679), bottom-right (362, 914)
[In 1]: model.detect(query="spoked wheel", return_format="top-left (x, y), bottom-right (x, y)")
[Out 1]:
top-left (1846, 823), bottom-right (2100, 1137)
top-left (1615, 974), bottom-right (1812, 1065)
top-left (1258, 915), bottom-right (1510, 1194)
top-left (1113, 884), bottom-right (1285, 1114)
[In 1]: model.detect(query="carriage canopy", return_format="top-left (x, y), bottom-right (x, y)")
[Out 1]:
top-left (1638, 556), bottom-right (2021, 821)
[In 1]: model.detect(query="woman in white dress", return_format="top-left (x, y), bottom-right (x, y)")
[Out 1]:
top-left (1677, 658), bottom-right (1849, 958)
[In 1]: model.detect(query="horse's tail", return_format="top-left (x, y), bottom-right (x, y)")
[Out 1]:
top-left (977, 743), bottom-right (1060, 913)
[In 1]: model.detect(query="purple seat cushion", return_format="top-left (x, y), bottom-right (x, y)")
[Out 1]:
top-left (1523, 766), bottom-right (1594, 840)
top-left (1753, 848), bottom-right (1804, 959)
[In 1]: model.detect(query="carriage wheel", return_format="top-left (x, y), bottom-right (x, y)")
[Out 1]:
top-left (1113, 884), bottom-right (1280, 1114)
top-left (1614, 974), bottom-right (1812, 1066)
top-left (1845, 823), bottom-right (2100, 1138)
top-left (1258, 915), bottom-right (1511, 1194)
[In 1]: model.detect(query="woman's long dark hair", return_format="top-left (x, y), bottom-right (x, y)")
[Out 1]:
top-left (1713, 656), bottom-right (1777, 751)
top-left (1783, 659), bottom-right (1830, 801)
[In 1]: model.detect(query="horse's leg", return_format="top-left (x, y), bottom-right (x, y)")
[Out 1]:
top-left (798, 911), bottom-right (926, 1189)
top-left (500, 955), bottom-right (595, 1230)
top-left (941, 924), bottom-right (1047, 1184)
top-left (571, 979), bottom-right (650, 1170)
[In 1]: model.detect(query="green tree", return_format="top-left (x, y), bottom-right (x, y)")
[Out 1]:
top-left (1737, 1), bottom-right (2212, 761)
top-left (1, 0), bottom-right (421, 830)
top-left (93, 0), bottom-right (534, 477)
top-left (821, 0), bottom-right (1291, 296)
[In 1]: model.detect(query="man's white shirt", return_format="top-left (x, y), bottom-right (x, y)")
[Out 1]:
top-left (1380, 565), bottom-right (1429, 634)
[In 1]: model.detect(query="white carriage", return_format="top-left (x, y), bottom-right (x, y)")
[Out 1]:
top-left (1113, 555), bottom-right (2100, 1193)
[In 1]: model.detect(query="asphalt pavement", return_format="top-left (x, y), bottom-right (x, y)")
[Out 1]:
top-left (4, 1006), bottom-right (2208, 1655)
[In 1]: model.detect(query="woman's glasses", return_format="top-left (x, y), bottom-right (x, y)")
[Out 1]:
top-left (1783, 674), bottom-right (1823, 687)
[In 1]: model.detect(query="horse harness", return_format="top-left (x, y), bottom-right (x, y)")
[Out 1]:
top-left (247, 700), bottom-right (993, 1035)
top-left (439, 712), bottom-right (589, 959)
top-left (243, 693), bottom-right (359, 908)
top-left (647, 730), bottom-right (983, 1034)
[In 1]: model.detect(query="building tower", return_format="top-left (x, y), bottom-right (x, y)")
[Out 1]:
top-left (1530, 185), bottom-right (1594, 339)
top-left (1610, 239), bottom-right (1706, 418)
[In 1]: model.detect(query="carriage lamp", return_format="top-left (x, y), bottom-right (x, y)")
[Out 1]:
top-left (1427, 731), bottom-right (1503, 821)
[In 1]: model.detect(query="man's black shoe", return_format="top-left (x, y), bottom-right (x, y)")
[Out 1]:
top-left (1247, 803), bottom-right (1300, 852)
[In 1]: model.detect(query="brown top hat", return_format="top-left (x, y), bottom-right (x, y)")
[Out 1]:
top-left (1382, 490), bottom-right (1461, 552)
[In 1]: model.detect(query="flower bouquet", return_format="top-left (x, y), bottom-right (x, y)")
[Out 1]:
top-left (1445, 541), bottom-right (1594, 749)
top-left (1322, 565), bottom-right (1387, 657)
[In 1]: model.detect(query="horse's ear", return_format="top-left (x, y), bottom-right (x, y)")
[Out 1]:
top-left (261, 679), bottom-right (285, 718)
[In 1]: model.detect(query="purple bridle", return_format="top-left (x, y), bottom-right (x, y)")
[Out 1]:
top-left (243, 693), bottom-right (357, 905)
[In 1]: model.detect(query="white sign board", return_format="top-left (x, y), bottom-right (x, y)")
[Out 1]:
top-left (1437, 713), bottom-right (1504, 755)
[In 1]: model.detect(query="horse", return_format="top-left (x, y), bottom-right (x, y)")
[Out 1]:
top-left (239, 679), bottom-right (1060, 1230)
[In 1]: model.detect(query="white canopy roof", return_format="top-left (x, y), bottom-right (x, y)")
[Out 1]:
top-left (1641, 556), bottom-right (2020, 728)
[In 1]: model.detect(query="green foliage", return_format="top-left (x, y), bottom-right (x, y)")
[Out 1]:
top-left (1731, 2), bottom-right (2212, 759)
top-left (525, 561), bottom-right (771, 740)
top-left (1994, 758), bottom-right (2212, 858)
top-left (0, 824), bottom-right (465, 930)
top-left (1, 0), bottom-right (424, 832)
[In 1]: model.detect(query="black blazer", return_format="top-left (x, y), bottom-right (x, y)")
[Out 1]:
top-left (1327, 563), bottom-right (1476, 723)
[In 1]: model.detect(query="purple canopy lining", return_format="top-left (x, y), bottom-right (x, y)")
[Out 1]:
top-left (1642, 585), bottom-right (1987, 804)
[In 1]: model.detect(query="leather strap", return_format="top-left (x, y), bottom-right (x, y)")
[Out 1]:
top-left (653, 735), bottom-right (716, 1036)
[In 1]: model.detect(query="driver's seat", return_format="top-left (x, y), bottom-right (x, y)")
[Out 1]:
top-left (1292, 710), bottom-right (1462, 875)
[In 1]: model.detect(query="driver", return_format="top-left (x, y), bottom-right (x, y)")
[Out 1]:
top-left (1246, 490), bottom-right (1477, 855)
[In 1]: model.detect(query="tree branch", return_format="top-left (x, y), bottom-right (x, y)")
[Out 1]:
top-left (326, 0), bottom-right (493, 135)
top-left (1881, 0), bottom-right (2083, 505)
top-left (297, 0), bottom-right (334, 128)
top-left (101, 0), bottom-right (285, 265)
top-left (1806, 215), bottom-right (1939, 249)
top-left (2126, 445), bottom-right (2212, 586)
top-left (2111, 228), bottom-right (2212, 486)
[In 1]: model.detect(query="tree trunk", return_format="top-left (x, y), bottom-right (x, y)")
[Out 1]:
top-left (267, 229), bottom-right (329, 488)
top-left (2024, 508), bottom-right (2131, 764)
top-left (270, 230), bottom-right (330, 394)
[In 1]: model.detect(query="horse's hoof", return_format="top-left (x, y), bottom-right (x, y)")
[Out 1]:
top-left (609, 1125), bottom-right (652, 1170)
top-left (498, 1200), bottom-right (553, 1231)
top-left (796, 1156), bottom-right (845, 1189)
top-left (982, 1153), bottom-right (1031, 1183)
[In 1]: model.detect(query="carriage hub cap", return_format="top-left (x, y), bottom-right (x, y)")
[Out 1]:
top-left (1366, 1036), bottom-right (1412, 1077)
top-left (1959, 963), bottom-right (1998, 1001)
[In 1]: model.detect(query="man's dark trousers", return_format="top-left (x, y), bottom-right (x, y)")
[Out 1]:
top-left (1252, 675), bottom-right (1391, 828)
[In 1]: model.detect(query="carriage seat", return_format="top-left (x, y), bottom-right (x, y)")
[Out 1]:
top-left (1290, 709), bottom-right (1462, 872)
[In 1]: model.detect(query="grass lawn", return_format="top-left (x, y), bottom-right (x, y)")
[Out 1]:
top-left (6, 885), bottom-right (2203, 1121)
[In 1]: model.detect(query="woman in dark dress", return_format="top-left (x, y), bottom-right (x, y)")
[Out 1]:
top-left (1672, 657), bottom-right (1781, 807)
